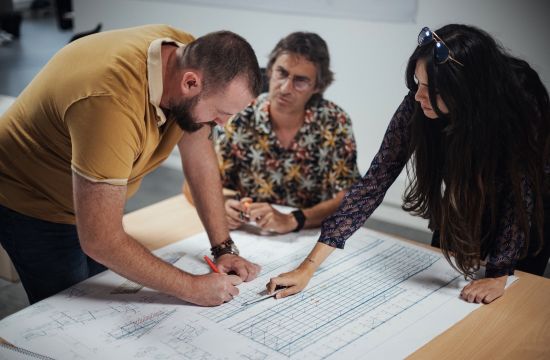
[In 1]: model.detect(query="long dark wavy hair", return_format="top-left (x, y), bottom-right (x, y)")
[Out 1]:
top-left (402, 24), bottom-right (549, 277)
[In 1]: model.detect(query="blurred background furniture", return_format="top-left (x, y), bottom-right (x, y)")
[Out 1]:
top-left (0, 0), bottom-right (21, 42)
top-left (53, 0), bottom-right (71, 29)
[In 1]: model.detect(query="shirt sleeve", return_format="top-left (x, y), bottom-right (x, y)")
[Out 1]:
top-left (215, 117), bottom-right (241, 191)
top-left (319, 93), bottom-right (415, 248)
top-left (328, 109), bottom-right (361, 194)
top-left (65, 95), bottom-right (143, 185)
top-left (485, 176), bottom-right (534, 277)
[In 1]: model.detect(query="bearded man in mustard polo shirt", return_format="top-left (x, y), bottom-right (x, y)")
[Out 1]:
top-left (0, 25), bottom-right (262, 306)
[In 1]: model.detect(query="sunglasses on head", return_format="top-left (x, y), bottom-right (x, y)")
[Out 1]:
top-left (418, 27), bottom-right (464, 67)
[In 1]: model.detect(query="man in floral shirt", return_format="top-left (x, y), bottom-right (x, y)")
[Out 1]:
top-left (216, 32), bottom-right (360, 234)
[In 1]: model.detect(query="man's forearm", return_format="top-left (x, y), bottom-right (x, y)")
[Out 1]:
top-left (82, 230), bottom-right (194, 300)
top-left (74, 172), bottom-right (196, 301)
top-left (178, 128), bottom-right (229, 247)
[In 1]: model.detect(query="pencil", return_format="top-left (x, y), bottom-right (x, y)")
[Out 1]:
top-left (241, 286), bottom-right (288, 306)
top-left (240, 197), bottom-right (252, 221)
top-left (203, 255), bottom-right (220, 273)
top-left (235, 193), bottom-right (244, 221)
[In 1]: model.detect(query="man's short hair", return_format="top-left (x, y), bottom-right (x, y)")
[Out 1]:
top-left (179, 30), bottom-right (262, 97)
top-left (267, 32), bottom-right (334, 95)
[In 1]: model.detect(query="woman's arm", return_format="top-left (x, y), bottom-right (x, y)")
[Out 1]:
top-left (461, 175), bottom-right (535, 304)
top-left (266, 242), bottom-right (336, 298)
top-left (266, 93), bottom-right (416, 298)
top-left (485, 177), bottom-right (534, 278)
top-left (318, 93), bottom-right (416, 248)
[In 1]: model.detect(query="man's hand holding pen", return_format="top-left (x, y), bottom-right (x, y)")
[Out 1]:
top-left (224, 195), bottom-right (300, 234)
top-left (224, 196), bottom-right (253, 229)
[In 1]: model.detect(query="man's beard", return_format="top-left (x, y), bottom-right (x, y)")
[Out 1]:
top-left (165, 95), bottom-right (204, 133)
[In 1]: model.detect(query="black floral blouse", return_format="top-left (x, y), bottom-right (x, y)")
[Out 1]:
top-left (216, 93), bottom-right (361, 208)
top-left (319, 93), bottom-right (545, 278)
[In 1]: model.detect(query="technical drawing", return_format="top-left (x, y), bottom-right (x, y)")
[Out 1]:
top-left (0, 228), bottom-right (489, 360)
top-left (108, 309), bottom-right (176, 339)
top-left (22, 303), bottom-right (140, 341)
top-left (229, 244), bottom-right (449, 358)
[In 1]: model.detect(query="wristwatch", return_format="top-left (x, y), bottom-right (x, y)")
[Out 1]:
top-left (291, 209), bottom-right (306, 232)
top-left (210, 237), bottom-right (240, 259)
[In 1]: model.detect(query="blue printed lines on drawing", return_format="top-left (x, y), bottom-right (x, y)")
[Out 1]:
top-left (230, 245), bottom-right (445, 357)
top-left (199, 237), bottom-right (385, 324)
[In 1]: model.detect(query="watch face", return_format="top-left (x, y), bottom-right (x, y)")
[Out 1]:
top-left (212, 240), bottom-right (240, 258)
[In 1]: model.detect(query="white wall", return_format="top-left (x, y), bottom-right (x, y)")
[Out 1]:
top-left (73, 0), bottom-right (550, 231)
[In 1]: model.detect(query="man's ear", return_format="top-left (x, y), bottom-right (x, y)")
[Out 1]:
top-left (312, 82), bottom-right (322, 96)
top-left (180, 71), bottom-right (203, 97)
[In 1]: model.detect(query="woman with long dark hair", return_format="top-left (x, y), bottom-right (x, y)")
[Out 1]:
top-left (267, 24), bottom-right (550, 304)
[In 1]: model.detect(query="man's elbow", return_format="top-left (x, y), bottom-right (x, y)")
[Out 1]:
top-left (78, 230), bottom-right (113, 262)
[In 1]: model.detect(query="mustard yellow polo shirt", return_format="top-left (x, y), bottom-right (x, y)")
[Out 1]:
top-left (0, 25), bottom-right (194, 224)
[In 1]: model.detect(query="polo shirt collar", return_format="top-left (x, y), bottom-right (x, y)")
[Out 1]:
top-left (147, 38), bottom-right (185, 127)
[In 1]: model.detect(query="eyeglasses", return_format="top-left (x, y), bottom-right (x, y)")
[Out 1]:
top-left (272, 67), bottom-right (314, 92)
top-left (418, 27), bottom-right (464, 67)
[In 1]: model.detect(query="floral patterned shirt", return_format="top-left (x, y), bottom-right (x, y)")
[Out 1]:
top-left (319, 93), bottom-right (546, 278)
top-left (216, 93), bottom-right (361, 209)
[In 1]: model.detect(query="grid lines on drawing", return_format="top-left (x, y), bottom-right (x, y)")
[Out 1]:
top-left (199, 238), bottom-right (384, 323)
top-left (230, 245), bottom-right (440, 357)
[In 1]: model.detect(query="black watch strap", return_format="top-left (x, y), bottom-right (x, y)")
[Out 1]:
top-left (210, 237), bottom-right (239, 259)
top-left (291, 209), bottom-right (306, 232)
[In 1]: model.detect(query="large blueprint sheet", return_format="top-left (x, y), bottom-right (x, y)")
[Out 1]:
top-left (0, 228), bottom-right (503, 359)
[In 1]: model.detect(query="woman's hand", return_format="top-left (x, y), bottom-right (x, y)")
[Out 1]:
top-left (267, 242), bottom-right (335, 299)
top-left (460, 275), bottom-right (507, 304)
top-left (266, 261), bottom-right (316, 299)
